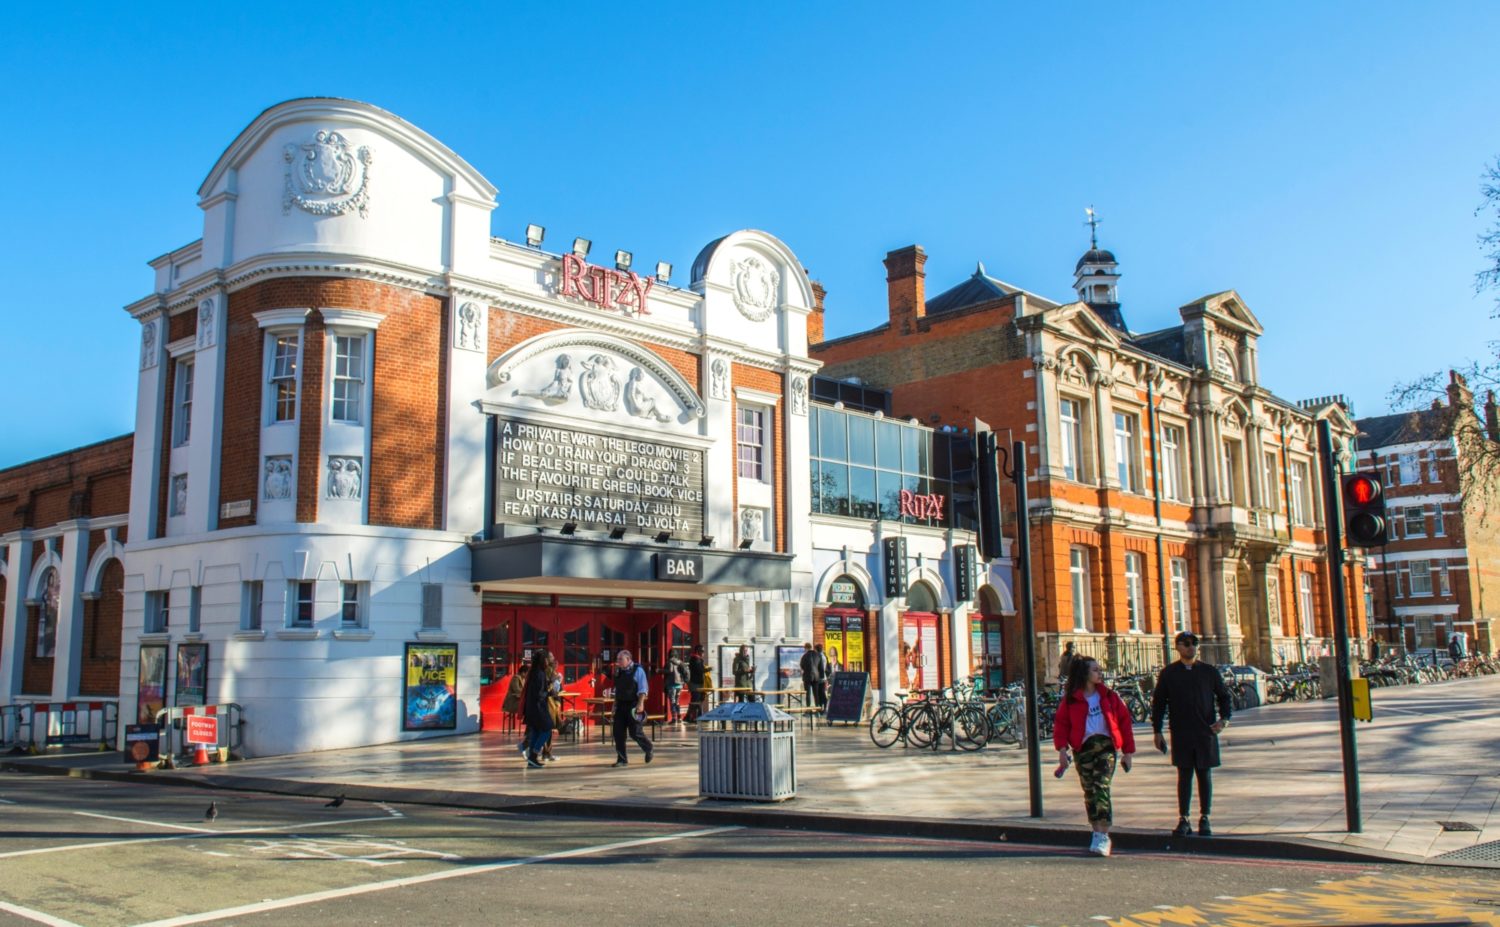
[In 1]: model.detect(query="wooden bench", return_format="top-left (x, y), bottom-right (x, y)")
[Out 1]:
top-left (645, 714), bottom-right (666, 739)
top-left (781, 706), bottom-right (822, 730)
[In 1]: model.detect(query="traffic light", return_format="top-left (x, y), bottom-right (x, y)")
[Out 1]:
top-left (975, 430), bottom-right (1004, 561)
top-left (1341, 471), bottom-right (1386, 548)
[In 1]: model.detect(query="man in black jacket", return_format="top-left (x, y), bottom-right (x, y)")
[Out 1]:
top-left (610, 650), bottom-right (654, 768)
top-left (799, 643), bottom-right (828, 712)
top-left (1150, 631), bottom-right (1233, 837)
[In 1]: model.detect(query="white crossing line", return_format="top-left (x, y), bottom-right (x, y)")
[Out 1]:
top-left (0, 900), bottom-right (85, 927)
top-left (0, 798), bottom-right (17, 804)
top-left (128, 826), bottom-right (742, 927)
top-left (75, 811), bottom-right (216, 833)
top-left (0, 815), bottom-right (401, 860)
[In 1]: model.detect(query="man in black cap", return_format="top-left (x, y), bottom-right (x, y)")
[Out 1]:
top-left (1150, 631), bottom-right (1233, 837)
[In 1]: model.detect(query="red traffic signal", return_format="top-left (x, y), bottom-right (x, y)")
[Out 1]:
top-left (1341, 471), bottom-right (1387, 548)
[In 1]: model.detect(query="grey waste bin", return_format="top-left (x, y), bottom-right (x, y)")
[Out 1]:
top-left (697, 701), bottom-right (796, 802)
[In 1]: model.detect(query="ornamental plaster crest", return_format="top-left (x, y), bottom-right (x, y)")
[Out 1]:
top-left (730, 255), bottom-right (780, 322)
top-left (739, 506), bottom-right (765, 543)
top-left (578, 354), bottom-right (622, 411)
top-left (790, 375), bottom-right (808, 416)
top-left (327, 456), bottom-right (363, 500)
top-left (1267, 575), bottom-right (1281, 629)
top-left (140, 321), bottom-right (157, 370)
top-left (197, 298), bottom-right (217, 349)
top-left (455, 301), bottom-right (482, 352)
top-left (1060, 354), bottom-right (1086, 386)
top-left (170, 474), bottom-right (188, 517)
top-left (513, 354), bottom-right (574, 404)
top-left (263, 456), bottom-right (293, 500)
top-left (710, 357), bottom-right (730, 400)
top-left (1030, 354), bottom-right (1057, 371)
top-left (283, 130), bottom-right (373, 218)
top-left (625, 367), bottom-right (672, 423)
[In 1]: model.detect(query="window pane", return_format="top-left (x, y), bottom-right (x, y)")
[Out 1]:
top-left (847, 415), bottom-right (875, 467)
top-left (821, 462), bottom-right (849, 516)
top-left (849, 466), bottom-right (877, 520)
top-left (819, 407), bottom-right (847, 461)
top-left (807, 413), bottom-right (819, 458)
top-left (901, 426), bottom-right (920, 473)
top-left (876, 421), bottom-right (901, 469)
top-left (877, 470), bottom-right (903, 520)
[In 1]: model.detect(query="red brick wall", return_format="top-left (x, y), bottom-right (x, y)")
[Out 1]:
top-left (167, 307), bottom-right (196, 345)
top-left (0, 436), bottom-right (134, 534)
top-left (79, 559), bottom-right (124, 697)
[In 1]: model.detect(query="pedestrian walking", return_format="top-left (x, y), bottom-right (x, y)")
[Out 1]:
top-left (610, 649), bottom-right (654, 767)
top-left (664, 651), bottom-right (687, 723)
top-left (520, 651), bottom-right (553, 769)
top-left (1150, 631), bottom-right (1233, 837)
top-left (686, 645), bottom-right (707, 722)
top-left (733, 644), bottom-right (754, 701)
top-left (1053, 655), bottom-right (1136, 857)
top-left (542, 651), bottom-right (563, 762)
top-left (1057, 641), bottom-right (1076, 687)
top-left (799, 643), bottom-right (828, 711)
top-left (1448, 630), bottom-right (1468, 662)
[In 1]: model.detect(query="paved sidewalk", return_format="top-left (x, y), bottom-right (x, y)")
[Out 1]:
top-left (7, 673), bottom-right (1498, 866)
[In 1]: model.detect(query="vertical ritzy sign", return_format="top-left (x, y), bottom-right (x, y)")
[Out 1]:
top-left (882, 536), bottom-right (908, 598)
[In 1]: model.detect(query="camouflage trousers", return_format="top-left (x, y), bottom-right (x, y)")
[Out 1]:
top-left (1074, 734), bottom-right (1118, 826)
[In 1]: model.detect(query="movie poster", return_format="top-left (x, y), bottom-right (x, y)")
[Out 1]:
top-left (403, 642), bottom-right (458, 730)
top-left (138, 645), bottom-right (168, 724)
top-left (175, 643), bottom-right (208, 707)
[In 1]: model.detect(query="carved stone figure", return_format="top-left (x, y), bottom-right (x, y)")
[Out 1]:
top-left (327, 456), bottom-right (363, 500)
top-left (141, 322), bottom-right (157, 370)
top-left (197, 299), bottom-right (216, 349)
top-left (171, 474), bottom-right (188, 517)
top-left (710, 357), bottom-right (730, 400)
top-left (579, 354), bottom-right (622, 411)
top-left (624, 367), bottom-right (672, 423)
top-left (283, 129), bottom-right (373, 218)
top-left (263, 457), bottom-right (293, 500)
top-left (790, 375), bottom-right (808, 416)
top-left (731, 255), bottom-right (780, 322)
top-left (514, 354), bottom-right (574, 404)
top-left (456, 301), bottom-right (480, 351)
top-left (739, 507), bottom-right (765, 545)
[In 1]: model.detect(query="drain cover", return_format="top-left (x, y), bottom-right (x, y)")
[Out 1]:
top-left (1438, 821), bottom-right (1482, 832)
top-left (1437, 839), bottom-right (1500, 863)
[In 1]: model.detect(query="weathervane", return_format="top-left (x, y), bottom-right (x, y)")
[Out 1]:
top-left (1085, 205), bottom-right (1101, 249)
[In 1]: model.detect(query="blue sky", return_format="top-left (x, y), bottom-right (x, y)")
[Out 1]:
top-left (3, 2), bottom-right (1497, 468)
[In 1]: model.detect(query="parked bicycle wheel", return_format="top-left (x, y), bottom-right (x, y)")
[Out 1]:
top-left (903, 702), bottom-right (938, 749)
top-left (869, 705), bottom-right (903, 748)
top-left (953, 704), bottom-right (990, 751)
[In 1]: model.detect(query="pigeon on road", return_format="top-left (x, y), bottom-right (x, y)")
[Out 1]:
top-left (204, 801), bottom-right (217, 822)
top-left (324, 795), bottom-right (345, 808)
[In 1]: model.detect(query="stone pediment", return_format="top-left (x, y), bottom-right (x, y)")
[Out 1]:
top-left (485, 330), bottom-right (705, 434)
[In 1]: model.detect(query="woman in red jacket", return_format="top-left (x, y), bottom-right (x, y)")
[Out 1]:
top-left (1053, 656), bottom-right (1136, 857)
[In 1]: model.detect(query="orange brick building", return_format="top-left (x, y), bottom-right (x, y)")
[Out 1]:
top-left (813, 241), bottom-right (1368, 677)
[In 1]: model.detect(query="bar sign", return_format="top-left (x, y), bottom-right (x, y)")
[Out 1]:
top-left (882, 537), bottom-right (908, 598)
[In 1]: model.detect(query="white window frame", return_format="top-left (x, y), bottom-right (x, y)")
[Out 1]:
top-left (736, 405), bottom-right (768, 482)
top-left (1399, 452), bottom-right (1420, 485)
top-left (1161, 425), bottom-right (1185, 502)
top-left (188, 586), bottom-right (202, 634)
top-left (242, 581), bottom-right (263, 632)
top-left (267, 332), bottom-right (302, 425)
top-left (1221, 439), bottom-right (1244, 506)
top-left (341, 581), bottom-right (365, 628)
top-left (1434, 505), bottom-right (1446, 537)
top-left (1439, 562), bottom-right (1451, 596)
top-left (145, 589), bottom-right (170, 634)
top-left (421, 583), bottom-right (443, 630)
top-left (1060, 397), bottom-right (1085, 482)
top-left (330, 333), bottom-right (367, 425)
top-left (1290, 460), bottom-right (1313, 526)
top-left (289, 580), bottom-right (315, 628)
top-left (1113, 411), bottom-right (1139, 492)
top-left (1426, 452), bottom-right (1440, 483)
top-left (1262, 451), bottom-right (1279, 512)
top-left (1124, 551), bottom-right (1144, 631)
top-left (1069, 546), bottom-right (1091, 631)
top-left (172, 359), bottom-right (194, 447)
top-left (1170, 558), bottom-right (1189, 633)
top-left (1298, 572), bottom-right (1315, 636)
top-left (1403, 506), bottom-right (1426, 538)
top-left (1409, 560), bottom-right (1433, 597)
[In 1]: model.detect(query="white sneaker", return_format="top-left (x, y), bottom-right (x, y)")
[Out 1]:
top-left (1095, 835), bottom-right (1112, 857)
top-left (1088, 833), bottom-right (1103, 855)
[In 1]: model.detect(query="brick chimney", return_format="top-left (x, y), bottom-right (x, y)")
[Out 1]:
top-left (1447, 369), bottom-right (1474, 410)
top-left (884, 245), bottom-right (927, 334)
top-left (1487, 390), bottom-right (1500, 442)
top-left (807, 280), bottom-right (827, 345)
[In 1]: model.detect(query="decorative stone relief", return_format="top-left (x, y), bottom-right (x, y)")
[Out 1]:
top-left (1060, 354), bottom-right (1086, 386)
top-left (1213, 343), bottom-right (1238, 382)
top-left (710, 357), bottom-right (730, 400)
top-left (170, 474), bottom-right (188, 517)
top-left (624, 368), bottom-right (672, 423)
top-left (263, 456), bottom-right (293, 500)
top-left (283, 129), bottom-right (373, 218)
top-left (455, 301), bottom-right (482, 352)
top-left (739, 506), bottom-right (766, 543)
top-left (140, 320), bottom-right (157, 370)
top-left (197, 298), bottom-right (216, 349)
top-left (1267, 575), bottom-right (1281, 630)
top-left (578, 354), bottom-right (622, 411)
top-left (514, 354), bottom-right (574, 404)
top-left (327, 456), bottom-right (363, 500)
top-left (730, 255), bottom-right (780, 322)
top-left (790, 375), bottom-right (808, 416)
top-left (1030, 354), bottom-right (1057, 371)
top-left (1224, 582), bottom-right (1239, 628)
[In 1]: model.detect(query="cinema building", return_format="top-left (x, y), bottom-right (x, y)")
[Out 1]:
top-left (0, 98), bottom-right (993, 757)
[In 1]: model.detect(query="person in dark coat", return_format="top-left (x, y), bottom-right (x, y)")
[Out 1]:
top-left (686, 646), bottom-right (707, 722)
top-left (520, 650), bottom-right (553, 769)
top-left (1150, 631), bottom-right (1233, 837)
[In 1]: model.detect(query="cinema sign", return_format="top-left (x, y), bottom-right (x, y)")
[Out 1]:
top-left (558, 253), bottom-right (654, 316)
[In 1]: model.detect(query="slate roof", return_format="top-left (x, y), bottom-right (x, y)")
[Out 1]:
top-left (1075, 248), bottom-right (1117, 271)
top-left (1354, 406), bottom-right (1453, 449)
top-left (924, 262), bottom-right (1013, 315)
top-left (1128, 327), bottom-right (1188, 365)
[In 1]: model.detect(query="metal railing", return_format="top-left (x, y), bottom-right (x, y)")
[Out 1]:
top-left (3, 701), bottom-right (118, 752)
top-left (1, 704), bottom-right (33, 750)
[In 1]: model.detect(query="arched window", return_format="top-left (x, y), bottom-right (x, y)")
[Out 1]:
top-left (36, 568), bottom-right (59, 658)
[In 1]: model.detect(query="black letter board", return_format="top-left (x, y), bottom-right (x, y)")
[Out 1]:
top-left (954, 545), bottom-right (975, 602)
top-left (882, 536), bottom-right (908, 598)
top-left (825, 671), bottom-right (869, 724)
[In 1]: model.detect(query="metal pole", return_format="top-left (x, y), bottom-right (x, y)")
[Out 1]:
top-left (1011, 440), bottom-right (1044, 818)
top-left (1316, 420), bottom-right (1361, 833)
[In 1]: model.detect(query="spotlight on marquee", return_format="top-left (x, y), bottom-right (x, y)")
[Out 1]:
top-left (608, 525), bottom-right (626, 540)
top-left (572, 237), bottom-right (592, 259)
top-left (655, 261), bottom-right (672, 284)
top-left (525, 224), bottom-right (545, 248)
top-left (654, 531), bottom-right (672, 544)
top-left (698, 535), bottom-right (715, 548)
top-left (614, 249), bottom-right (632, 271)
top-left (738, 538), bottom-right (754, 550)
top-left (560, 521), bottom-right (578, 535)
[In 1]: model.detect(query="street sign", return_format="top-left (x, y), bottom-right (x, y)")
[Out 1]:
top-left (1350, 677), bottom-right (1373, 722)
top-left (124, 724), bottom-right (159, 764)
top-left (185, 715), bottom-right (218, 746)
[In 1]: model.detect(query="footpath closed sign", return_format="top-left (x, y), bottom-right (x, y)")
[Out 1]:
top-left (825, 671), bottom-right (869, 724)
top-left (185, 715), bottom-right (218, 746)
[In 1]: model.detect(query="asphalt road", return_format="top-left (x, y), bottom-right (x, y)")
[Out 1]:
top-left (1, 775), bottom-right (1495, 927)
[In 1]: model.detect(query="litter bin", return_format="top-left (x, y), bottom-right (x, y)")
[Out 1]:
top-left (697, 701), bottom-right (796, 802)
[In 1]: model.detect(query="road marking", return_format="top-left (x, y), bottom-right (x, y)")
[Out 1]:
top-left (128, 826), bottom-right (742, 927)
top-left (75, 812), bottom-right (216, 833)
top-left (0, 798), bottom-right (16, 804)
top-left (0, 900), bottom-right (84, 927)
top-left (0, 815), bottom-right (403, 860)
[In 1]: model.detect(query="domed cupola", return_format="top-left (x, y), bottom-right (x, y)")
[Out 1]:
top-left (1072, 206), bottom-right (1126, 331)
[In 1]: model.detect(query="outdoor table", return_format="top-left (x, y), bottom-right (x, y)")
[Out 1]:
top-left (583, 697), bottom-right (614, 742)
top-left (751, 689), bottom-right (805, 709)
top-left (705, 686), bottom-right (752, 708)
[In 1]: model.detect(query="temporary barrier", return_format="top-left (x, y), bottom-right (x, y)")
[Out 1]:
top-left (0, 704), bottom-right (34, 750)
top-left (13, 701), bottom-right (118, 751)
top-left (153, 704), bottom-right (245, 760)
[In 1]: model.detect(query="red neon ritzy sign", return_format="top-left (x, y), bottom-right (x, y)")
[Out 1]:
top-left (899, 490), bottom-right (945, 521)
top-left (560, 253), bottom-right (654, 316)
